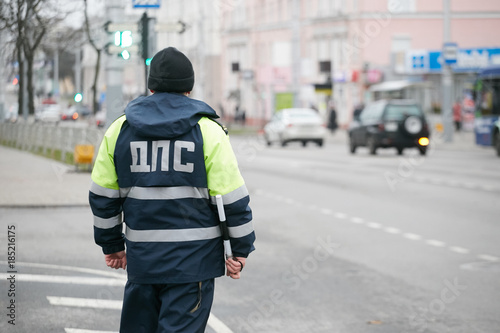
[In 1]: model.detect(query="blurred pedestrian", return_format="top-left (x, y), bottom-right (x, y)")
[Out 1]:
top-left (453, 99), bottom-right (462, 131)
top-left (327, 106), bottom-right (338, 133)
top-left (89, 47), bottom-right (255, 333)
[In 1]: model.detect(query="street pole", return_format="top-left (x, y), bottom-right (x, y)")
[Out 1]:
top-left (105, 0), bottom-right (126, 128)
top-left (291, 0), bottom-right (301, 108)
top-left (441, 0), bottom-right (453, 142)
top-left (75, 47), bottom-right (82, 97)
top-left (0, 30), bottom-right (5, 121)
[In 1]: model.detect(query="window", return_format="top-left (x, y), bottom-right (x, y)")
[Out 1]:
top-left (384, 105), bottom-right (422, 121)
top-left (388, 0), bottom-right (415, 13)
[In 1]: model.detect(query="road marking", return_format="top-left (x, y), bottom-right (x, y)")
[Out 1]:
top-left (50, 297), bottom-right (233, 333)
top-left (207, 313), bottom-right (235, 333)
top-left (449, 246), bottom-right (470, 254)
top-left (0, 273), bottom-right (126, 286)
top-left (477, 254), bottom-right (500, 262)
top-left (0, 261), bottom-right (126, 279)
top-left (366, 222), bottom-right (382, 229)
top-left (426, 240), bottom-right (447, 247)
top-left (47, 296), bottom-right (122, 310)
top-left (350, 217), bottom-right (364, 224)
top-left (403, 233), bottom-right (422, 241)
top-left (321, 208), bottom-right (333, 215)
top-left (255, 190), bottom-right (500, 264)
top-left (334, 212), bottom-right (347, 219)
top-left (65, 329), bottom-right (117, 333)
top-left (384, 227), bottom-right (401, 234)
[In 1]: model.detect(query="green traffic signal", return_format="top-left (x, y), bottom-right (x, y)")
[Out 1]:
top-left (121, 50), bottom-right (131, 60)
top-left (145, 58), bottom-right (152, 66)
top-left (74, 93), bottom-right (83, 103)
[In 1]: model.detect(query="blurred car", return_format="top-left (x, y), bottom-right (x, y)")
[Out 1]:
top-left (348, 99), bottom-right (430, 155)
top-left (35, 104), bottom-right (62, 124)
top-left (61, 106), bottom-right (80, 121)
top-left (95, 110), bottom-right (106, 127)
top-left (264, 108), bottom-right (326, 147)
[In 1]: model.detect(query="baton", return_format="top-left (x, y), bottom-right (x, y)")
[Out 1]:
top-left (215, 194), bottom-right (233, 260)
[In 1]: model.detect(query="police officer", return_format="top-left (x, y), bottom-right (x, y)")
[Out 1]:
top-left (89, 47), bottom-right (255, 332)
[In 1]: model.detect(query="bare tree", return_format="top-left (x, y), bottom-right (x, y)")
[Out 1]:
top-left (83, 0), bottom-right (102, 115)
top-left (0, 0), bottom-right (63, 116)
top-left (22, 0), bottom-right (48, 115)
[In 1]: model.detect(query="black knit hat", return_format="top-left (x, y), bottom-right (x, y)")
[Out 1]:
top-left (148, 47), bottom-right (194, 93)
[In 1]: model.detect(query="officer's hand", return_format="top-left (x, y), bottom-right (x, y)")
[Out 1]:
top-left (105, 251), bottom-right (127, 270)
top-left (226, 257), bottom-right (246, 279)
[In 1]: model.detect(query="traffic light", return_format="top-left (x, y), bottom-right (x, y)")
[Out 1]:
top-left (74, 93), bottom-right (83, 103)
top-left (115, 30), bottom-right (133, 48)
top-left (104, 21), bottom-right (139, 59)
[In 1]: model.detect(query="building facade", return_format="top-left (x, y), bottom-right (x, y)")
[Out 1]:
top-left (221, 0), bottom-right (500, 127)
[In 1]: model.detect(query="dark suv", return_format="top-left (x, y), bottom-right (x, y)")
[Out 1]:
top-left (348, 100), bottom-right (430, 155)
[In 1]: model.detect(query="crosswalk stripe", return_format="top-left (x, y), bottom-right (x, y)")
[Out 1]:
top-left (208, 313), bottom-right (235, 333)
top-left (65, 329), bottom-right (118, 333)
top-left (47, 296), bottom-right (122, 310)
top-left (49, 296), bottom-right (233, 333)
top-left (0, 273), bottom-right (126, 286)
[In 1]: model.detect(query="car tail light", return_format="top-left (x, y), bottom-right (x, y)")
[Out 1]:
top-left (418, 137), bottom-right (430, 146)
top-left (286, 123), bottom-right (294, 128)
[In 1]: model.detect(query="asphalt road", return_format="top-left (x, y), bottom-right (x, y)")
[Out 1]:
top-left (0, 133), bottom-right (499, 332)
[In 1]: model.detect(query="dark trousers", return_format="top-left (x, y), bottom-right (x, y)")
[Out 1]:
top-left (120, 279), bottom-right (215, 333)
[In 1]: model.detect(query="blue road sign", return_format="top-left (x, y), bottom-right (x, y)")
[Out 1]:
top-left (132, 0), bottom-right (160, 8)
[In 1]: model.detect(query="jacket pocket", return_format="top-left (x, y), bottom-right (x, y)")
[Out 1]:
top-left (189, 281), bottom-right (202, 313)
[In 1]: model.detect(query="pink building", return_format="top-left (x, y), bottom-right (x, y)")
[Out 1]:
top-left (221, 0), bottom-right (500, 127)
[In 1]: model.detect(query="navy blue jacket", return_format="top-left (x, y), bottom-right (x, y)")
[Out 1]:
top-left (89, 92), bottom-right (255, 284)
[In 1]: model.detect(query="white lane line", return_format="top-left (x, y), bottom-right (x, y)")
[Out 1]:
top-left (403, 233), bottom-right (422, 241)
top-left (0, 274), bottom-right (125, 286)
top-left (321, 208), bottom-right (333, 215)
top-left (449, 246), bottom-right (470, 254)
top-left (350, 217), bottom-right (364, 224)
top-left (65, 329), bottom-right (118, 333)
top-left (256, 191), bottom-right (500, 263)
top-left (208, 313), bottom-right (235, 333)
top-left (334, 212), bottom-right (347, 219)
top-left (384, 227), bottom-right (401, 234)
top-left (48, 296), bottom-right (122, 310)
top-left (426, 240), bottom-right (447, 247)
top-left (366, 222), bottom-right (382, 229)
top-left (477, 254), bottom-right (500, 262)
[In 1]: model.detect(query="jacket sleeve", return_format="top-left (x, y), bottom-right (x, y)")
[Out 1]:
top-left (199, 117), bottom-right (255, 257)
top-left (89, 116), bottom-right (127, 255)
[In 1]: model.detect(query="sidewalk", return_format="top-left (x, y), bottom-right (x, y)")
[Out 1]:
top-left (0, 145), bottom-right (91, 207)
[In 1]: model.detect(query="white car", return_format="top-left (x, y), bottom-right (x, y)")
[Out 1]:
top-left (36, 104), bottom-right (61, 124)
top-left (264, 108), bottom-right (327, 147)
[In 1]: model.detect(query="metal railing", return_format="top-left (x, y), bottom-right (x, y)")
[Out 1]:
top-left (0, 123), bottom-right (104, 165)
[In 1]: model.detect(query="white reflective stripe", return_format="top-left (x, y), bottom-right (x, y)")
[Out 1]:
top-left (90, 182), bottom-right (120, 199)
top-left (93, 214), bottom-right (122, 229)
top-left (210, 185), bottom-right (249, 205)
top-left (125, 226), bottom-right (221, 242)
top-left (120, 186), bottom-right (209, 200)
top-left (228, 221), bottom-right (254, 238)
